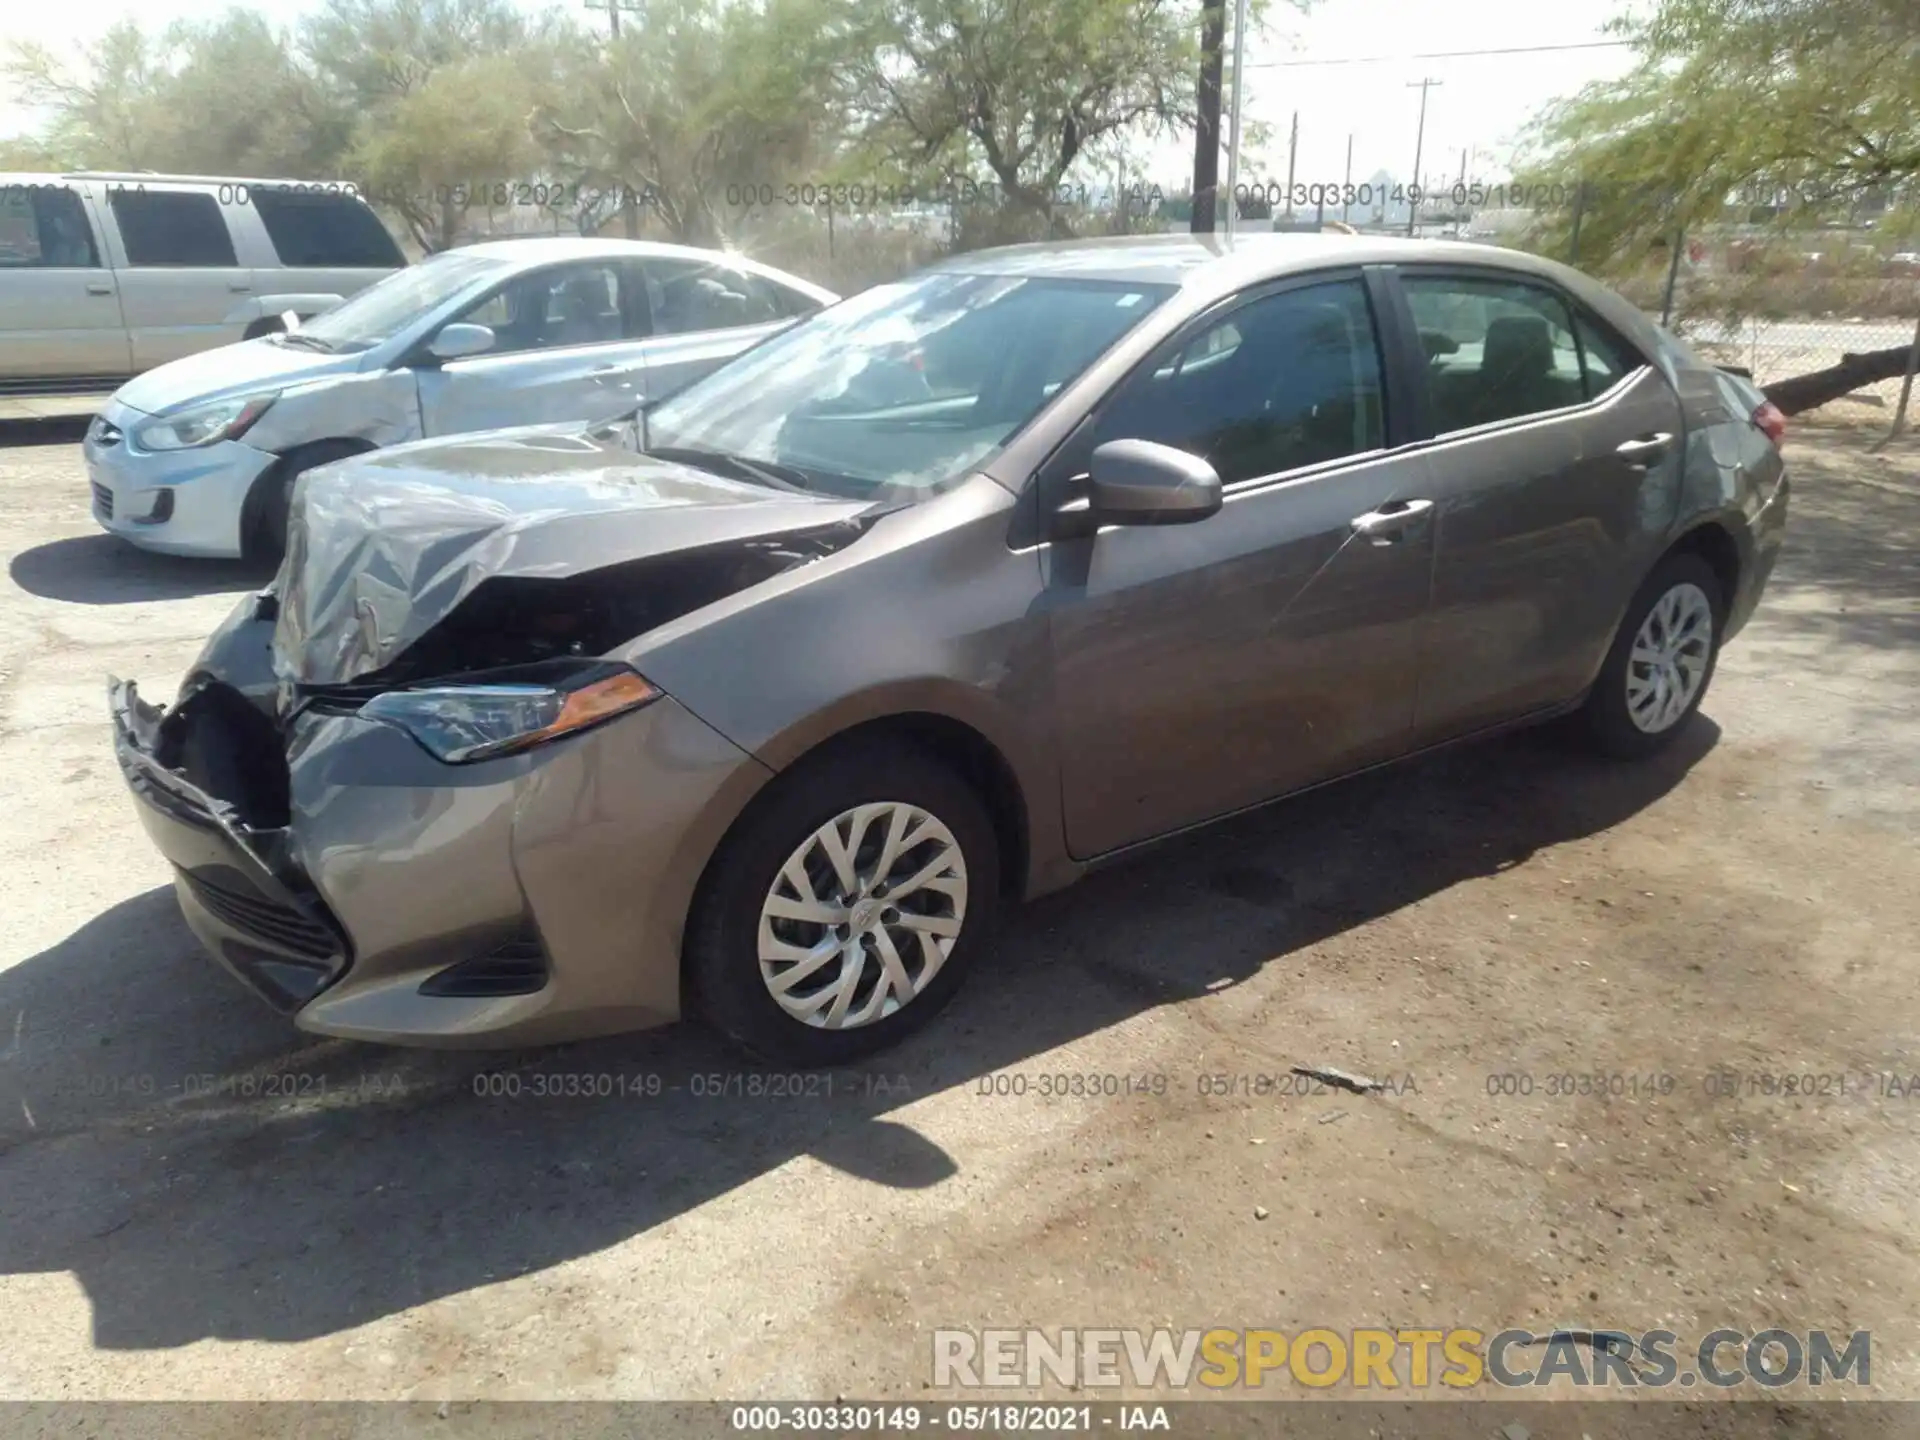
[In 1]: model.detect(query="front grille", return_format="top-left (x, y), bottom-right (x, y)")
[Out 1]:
top-left (419, 933), bottom-right (549, 997)
top-left (179, 865), bottom-right (338, 961)
top-left (91, 481), bottom-right (114, 519)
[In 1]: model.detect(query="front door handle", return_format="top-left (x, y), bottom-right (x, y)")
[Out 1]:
top-left (1350, 498), bottom-right (1434, 543)
top-left (228, 281), bottom-right (252, 293)
top-left (86, 281), bottom-right (114, 296)
top-left (1616, 432), bottom-right (1674, 467)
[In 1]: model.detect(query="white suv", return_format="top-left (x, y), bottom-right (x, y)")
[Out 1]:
top-left (0, 172), bottom-right (405, 396)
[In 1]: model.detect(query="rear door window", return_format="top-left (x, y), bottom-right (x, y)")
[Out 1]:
top-left (108, 189), bottom-right (238, 266)
top-left (1402, 274), bottom-right (1586, 432)
top-left (249, 190), bottom-right (403, 268)
top-left (1571, 310), bottom-right (1642, 396)
top-left (643, 259), bottom-right (784, 334)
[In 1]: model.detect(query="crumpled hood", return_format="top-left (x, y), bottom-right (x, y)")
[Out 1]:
top-left (113, 337), bottom-right (363, 416)
top-left (272, 426), bottom-right (872, 687)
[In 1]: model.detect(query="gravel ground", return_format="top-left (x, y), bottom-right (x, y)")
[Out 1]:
top-left (0, 412), bottom-right (1916, 1417)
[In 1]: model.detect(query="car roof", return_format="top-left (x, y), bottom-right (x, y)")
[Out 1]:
top-left (926, 231), bottom-right (1578, 288)
top-left (448, 236), bottom-right (838, 298)
top-left (30, 171), bottom-right (367, 188)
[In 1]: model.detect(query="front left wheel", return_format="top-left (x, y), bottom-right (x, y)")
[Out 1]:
top-left (686, 741), bottom-right (1001, 1067)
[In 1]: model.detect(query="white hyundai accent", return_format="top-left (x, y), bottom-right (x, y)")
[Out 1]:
top-left (83, 237), bottom-right (836, 560)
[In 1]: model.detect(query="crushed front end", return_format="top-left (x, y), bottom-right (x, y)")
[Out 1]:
top-left (105, 431), bottom-right (878, 1046)
top-left (111, 648), bottom-right (348, 1012)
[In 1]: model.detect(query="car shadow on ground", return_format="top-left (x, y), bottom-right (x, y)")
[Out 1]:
top-left (9, 535), bottom-right (273, 605)
top-left (0, 716), bottom-right (1717, 1350)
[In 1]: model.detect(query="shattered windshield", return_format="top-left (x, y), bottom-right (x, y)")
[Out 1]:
top-left (642, 272), bottom-right (1175, 499)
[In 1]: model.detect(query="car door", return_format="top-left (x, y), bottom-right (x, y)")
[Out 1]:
top-left (0, 182), bottom-right (131, 384)
top-left (1388, 268), bottom-right (1687, 744)
top-left (1040, 271), bottom-right (1438, 859)
top-left (415, 260), bottom-right (652, 435)
top-left (631, 257), bottom-right (807, 401)
top-left (99, 184), bottom-right (254, 369)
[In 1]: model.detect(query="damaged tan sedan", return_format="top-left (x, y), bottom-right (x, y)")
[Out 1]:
top-left (110, 234), bottom-right (1788, 1065)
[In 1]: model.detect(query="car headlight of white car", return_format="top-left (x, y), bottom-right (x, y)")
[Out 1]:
top-left (134, 393), bottom-right (278, 451)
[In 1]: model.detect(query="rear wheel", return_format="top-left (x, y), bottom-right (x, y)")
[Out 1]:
top-left (1580, 551), bottom-right (1724, 758)
top-left (242, 440), bottom-right (369, 566)
top-left (687, 741), bottom-right (1001, 1067)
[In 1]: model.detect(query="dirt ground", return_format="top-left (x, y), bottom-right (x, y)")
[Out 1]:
top-left (0, 411), bottom-right (1915, 1419)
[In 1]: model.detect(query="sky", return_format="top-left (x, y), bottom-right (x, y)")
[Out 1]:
top-left (0, 0), bottom-right (1642, 188)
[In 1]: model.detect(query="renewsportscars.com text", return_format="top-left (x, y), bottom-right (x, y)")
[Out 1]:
top-left (931, 1327), bottom-right (1871, 1389)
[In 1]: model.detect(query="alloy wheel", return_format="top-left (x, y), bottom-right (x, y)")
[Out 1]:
top-left (756, 801), bottom-right (969, 1029)
top-left (1625, 581), bottom-right (1714, 734)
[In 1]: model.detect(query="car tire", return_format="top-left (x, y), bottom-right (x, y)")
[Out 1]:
top-left (242, 440), bottom-right (368, 567)
top-left (1580, 551), bottom-right (1725, 759)
top-left (686, 739), bottom-right (1002, 1067)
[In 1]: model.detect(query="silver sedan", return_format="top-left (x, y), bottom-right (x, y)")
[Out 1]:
top-left (82, 237), bottom-right (836, 560)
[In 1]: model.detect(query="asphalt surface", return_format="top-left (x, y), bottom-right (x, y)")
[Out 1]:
top-left (0, 410), bottom-right (1917, 1411)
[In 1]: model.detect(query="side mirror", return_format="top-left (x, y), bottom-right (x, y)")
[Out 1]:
top-left (427, 322), bottom-right (497, 361)
top-left (1086, 439), bottom-right (1223, 526)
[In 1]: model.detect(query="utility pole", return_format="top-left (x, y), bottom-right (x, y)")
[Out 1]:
top-left (1342, 133), bottom-right (1353, 225)
top-left (1191, 0), bottom-right (1226, 233)
top-left (584, 0), bottom-right (642, 38)
top-left (1283, 111), bottom-right (1299, 221)
top-left (1406, 76), bottom-right (1441, 236)
top-left (1223, 0), bottom-right (1251, 239)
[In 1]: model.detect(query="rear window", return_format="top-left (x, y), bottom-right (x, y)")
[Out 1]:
top-left (108, 189), bottom-right (237, 266)
top-left (251, 189), bottom-right (403, 268)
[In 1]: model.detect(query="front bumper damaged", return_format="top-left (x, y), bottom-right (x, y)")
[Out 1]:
top-left (110, 678), bottom-right (350, 1011)
top-left (110, 668), bottom-right (773, 1047)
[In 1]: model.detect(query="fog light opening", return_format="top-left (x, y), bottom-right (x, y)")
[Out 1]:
top-left (132, 488), bottom-right (176, 525)
top-left (418, 929), bottom-right (550, 998)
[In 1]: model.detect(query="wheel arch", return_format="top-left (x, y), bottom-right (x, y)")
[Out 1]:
top-left (677, 707), bottom-right (1039, 1002)
top-left (239, 436), bottom-right (381, 558)
top-left (1666, 518), bottom-right (1743, 616)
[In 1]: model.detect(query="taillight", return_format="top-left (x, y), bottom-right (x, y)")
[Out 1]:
top-left (1752, 401), bottom-right (1787, 447)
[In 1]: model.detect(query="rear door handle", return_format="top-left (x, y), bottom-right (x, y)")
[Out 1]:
top-left (86, 281), bottom-right (114, 295)
top-left (1616, 432), bottom-right (1673, 467)
top-left (1350, 498), bottom-right (1434, 543)
top-left (228, 281), bottom-right (252, 293)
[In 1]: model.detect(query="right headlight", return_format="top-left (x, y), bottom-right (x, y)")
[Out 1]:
top-left (134, 392), bottom-right (278, 451)
top-left (360, 665), bottom-right (661, 763)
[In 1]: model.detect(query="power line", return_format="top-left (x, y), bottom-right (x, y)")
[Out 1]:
top-left (1249, 39), bottom-right (1634, 69)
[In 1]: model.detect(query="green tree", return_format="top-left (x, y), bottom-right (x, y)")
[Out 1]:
top-left (301, 0), bottom-right (560, 250)
top-left (4, 23), bottom-right (167, 169)
top-left (300, 0), bottom-right (538, 110)
top-left (348, 51), bottom-right (552, 251)
top-left (836, 0), bottom-right (1214, 240)
top-left (532, 0), bottom-right (836, 246)
top-left (4, 11), bottom-right (354, 177)
top-left (1520, 0), bottom-right (1920, 260)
